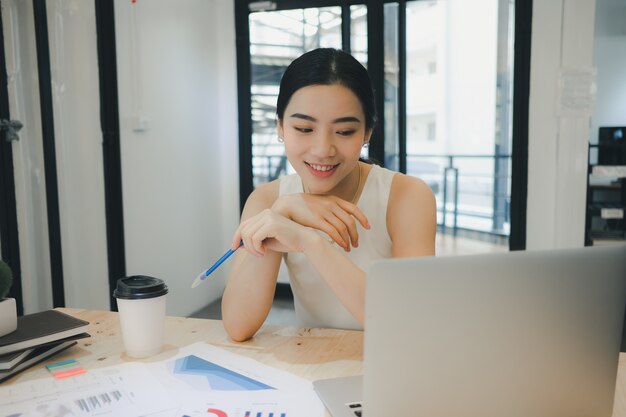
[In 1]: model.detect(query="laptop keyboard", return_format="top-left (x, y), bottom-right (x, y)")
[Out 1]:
top-left (347, 402), bottom-right (363, 416)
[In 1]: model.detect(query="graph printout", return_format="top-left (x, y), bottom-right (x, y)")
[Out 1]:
top-left (0, 362), bottom-right (179, 417)
top-left (172, 355), bottom-right (274, 391)
top-left (0, 343), bottom-right (324, 417)
top-left (151, 343), bottom-right (325, 416)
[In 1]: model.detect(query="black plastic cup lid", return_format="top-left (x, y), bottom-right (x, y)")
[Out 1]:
top-left (113, 275), bottom-right (168, 300)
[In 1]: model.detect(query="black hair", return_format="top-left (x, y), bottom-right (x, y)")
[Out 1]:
top-left (276, 48), bottom-right (377, 132)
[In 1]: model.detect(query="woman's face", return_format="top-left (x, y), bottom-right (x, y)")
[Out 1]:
top-left (278, 84), bottom-right (371, 197)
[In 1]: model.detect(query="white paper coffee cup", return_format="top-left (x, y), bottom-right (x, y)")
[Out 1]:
top-left (113, 276), bottom-right (168, 358)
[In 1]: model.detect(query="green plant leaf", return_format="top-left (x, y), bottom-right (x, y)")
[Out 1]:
top-left (0, 260), bottom-right (13, 299)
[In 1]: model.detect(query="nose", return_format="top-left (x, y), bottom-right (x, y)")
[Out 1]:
top-left (310, 130), bottom-right (336, 158)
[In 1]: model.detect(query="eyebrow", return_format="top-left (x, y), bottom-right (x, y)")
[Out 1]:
top-left (289, 113), bottom-right (361, 124)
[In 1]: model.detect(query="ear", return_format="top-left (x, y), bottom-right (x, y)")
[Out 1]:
top-left (277, 120), bottom-right (285, 140)
top-left (363, 128), bottom-right (373, 146)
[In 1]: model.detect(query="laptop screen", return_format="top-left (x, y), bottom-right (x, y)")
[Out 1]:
top-left (364, 246), bottom-right (626, 417)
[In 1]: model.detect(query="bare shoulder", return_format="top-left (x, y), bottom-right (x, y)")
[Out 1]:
top-left (241, 179), bottom-right (281, 219)
top-left (389, 172), bottom-right (436, 206)
top-left (387, 172), bottom-right (437, 256)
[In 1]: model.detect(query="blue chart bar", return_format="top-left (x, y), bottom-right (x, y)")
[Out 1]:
top-left (173, 355), bottom-right (275, 391)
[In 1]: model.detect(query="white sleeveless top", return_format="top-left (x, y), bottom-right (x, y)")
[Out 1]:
top-left (278, 164), bottom-right (396, 330)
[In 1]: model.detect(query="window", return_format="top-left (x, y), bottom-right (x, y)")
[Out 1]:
top-left (237, 0), bottom-right (525, 246)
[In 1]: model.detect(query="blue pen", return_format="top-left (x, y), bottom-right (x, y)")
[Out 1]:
top-left (191, 240), bottom-right (243, 288)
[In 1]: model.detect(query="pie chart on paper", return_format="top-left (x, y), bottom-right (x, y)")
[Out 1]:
top-left (207, 409), bottom-right (227, 417)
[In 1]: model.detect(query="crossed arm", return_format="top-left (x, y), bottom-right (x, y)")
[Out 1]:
top-left (221, 174), bottom-right (436, 342)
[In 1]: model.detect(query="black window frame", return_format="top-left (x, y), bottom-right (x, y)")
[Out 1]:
top-left (0, 3), bottom-right (24, 314)
top-left (235, 0), bottom-right (530, 250)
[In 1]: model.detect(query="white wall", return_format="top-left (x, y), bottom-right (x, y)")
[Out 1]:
top-left (3, 0), bottom-right (54, 313)
top-left (215, 4), bottom-right (242, 247)
top-left (114, 0), bottom-right (239, 316)
top-left (3, 0), bottom-right (239, 316)
top-left (590, 0), bottom-right (626, 143)
top-left (526, 0), bottom-right (596, 250)
top-left (47, 0), bottom-right (110, 311)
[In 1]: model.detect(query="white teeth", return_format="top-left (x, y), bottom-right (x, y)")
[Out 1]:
top-left (310, 164), bottom-right (334, 172)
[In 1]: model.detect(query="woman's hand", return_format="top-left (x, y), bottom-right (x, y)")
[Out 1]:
top-left (271, 193), bottom-right (370, 251)
top-left (232, 209), bottom-right (320, 257)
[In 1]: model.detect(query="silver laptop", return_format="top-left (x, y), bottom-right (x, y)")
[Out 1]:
top-left (314, 245), bottom-right (626, 417)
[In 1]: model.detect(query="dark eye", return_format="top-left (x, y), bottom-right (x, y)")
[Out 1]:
top-left (295, 127), bottom-right (313, 133)
top-left (337, 130), bottom-right (356, 136)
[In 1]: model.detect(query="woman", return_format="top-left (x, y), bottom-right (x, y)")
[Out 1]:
top-left (222, 48), bottom-right (436, 341)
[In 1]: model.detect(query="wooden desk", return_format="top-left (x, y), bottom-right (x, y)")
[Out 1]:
top-left (4, 308), bottom-right (626, 417)
top-left (4, 308), bottom-right (362, 416)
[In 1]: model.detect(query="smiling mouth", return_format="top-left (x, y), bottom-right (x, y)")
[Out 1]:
top-left (305, 162), bottom-right (340, 173)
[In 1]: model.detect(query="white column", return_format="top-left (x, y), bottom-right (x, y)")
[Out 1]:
top-left (526, 0), bottom-right (596, 250)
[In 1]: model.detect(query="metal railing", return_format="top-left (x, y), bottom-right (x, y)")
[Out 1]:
top-left (252, 152), bottom-right (512, 237)
top-left (404, 153), bottom-right (511, 237)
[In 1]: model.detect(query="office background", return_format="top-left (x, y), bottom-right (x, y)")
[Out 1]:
top-left (0, 0), bottom-right (624, 318)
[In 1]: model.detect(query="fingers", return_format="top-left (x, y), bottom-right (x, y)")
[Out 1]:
top-left (335, 198), bottom-right (370, 229)
top-left (297, 195), bottom-right (370, 251)
top-left (310, 218), bottom-right (347, 250)
top-left (237, 210), bottom-right (298, 257)
top-left (231, 230), bottom-right (245, 251)
top-left (330, 208), bottom-right (359, 249)
top-left (312, 210), bottom-right (356, 251)
top-left (329, 198), bottom-right (370, 249)
top-left (237, 212), bottom-right (268, 257)
top-left (234, 195), bottom-right (371, 256)
top-left (231, 231), bottom-right (243, 250)
top-left (245, 221), bottom-right (267, 257)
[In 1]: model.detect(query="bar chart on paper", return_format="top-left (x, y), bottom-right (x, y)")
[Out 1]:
top-left (1, 343), bottom-right (321, 417)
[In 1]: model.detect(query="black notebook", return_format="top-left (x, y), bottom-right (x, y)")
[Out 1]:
top-left (0, 310), bottom-right (89, 355)
top-left (0, 348), bottom-right (33, 371)
top-left (0, 340), bottom-right (77, 383)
